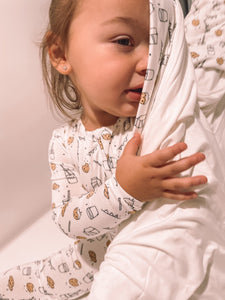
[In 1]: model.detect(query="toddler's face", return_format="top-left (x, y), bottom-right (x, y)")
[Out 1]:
top-left (66, 0), bottom-right (149, 130)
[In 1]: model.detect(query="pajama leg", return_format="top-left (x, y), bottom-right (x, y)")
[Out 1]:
top-left (0, 234), bottom-right (111, 300)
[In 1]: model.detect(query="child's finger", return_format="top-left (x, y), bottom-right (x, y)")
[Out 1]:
top-left (162, 190), bottom-right (198, 201)
top-left (122, 132), bottom-right (141, 156)
top-left (144, 143), bottom-right (187, 167)
top-left (160, 152), bottom-right (206, 177)
top-left (162, 175), bottom-right (207, 191)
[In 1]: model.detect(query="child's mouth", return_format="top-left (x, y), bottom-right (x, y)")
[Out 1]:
top-left (131, 88), bottom-right (142, 93)
top-left (126, 88), bottom-right (143, 102)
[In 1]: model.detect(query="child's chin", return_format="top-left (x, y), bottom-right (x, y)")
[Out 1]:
top-left (122, 106), bottom-right (139, 117)
top-left (125, 109), bottom-right (139, 118)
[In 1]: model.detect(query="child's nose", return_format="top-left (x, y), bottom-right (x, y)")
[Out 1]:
top-left (136, 46), bottom-right (149, 76)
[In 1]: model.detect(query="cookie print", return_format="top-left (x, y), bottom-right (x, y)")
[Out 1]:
top-left (88, 251), bottom-right (97, 263)
top-left (26, 282), bottom-right (34, 293)
top-left (51, 163), bottom-right (56, 171)
top-left (102, 130), bottom-right (112, 140)
top-left (215, 29), bottom-right (222, 37)
top-left (62, 203), bottom-right (69, 217)
top-left (140, 92), bottom-right (149, 104)
top-left (106, 240), bottom-right (111, 247)
top-left (73, 207), bottom-right (82, 220)
top-left (47, 276), bottom-right (55, 289)
top-left (192, 19), bottom-right (200, 26)
top-left (86, 191), bottom-right (94, 199)
top-left (68, 137), bottom-right (74, 145)
top-left (128, 210), bottom-right (136, 215)
top-left (104, 185), bottom-right (109, 199)
top-left (69, 278), bottom-right (79, 287)
top-left (74, 260), bottom-right (82, 270)
top-left (52, 183), bottom-right (60, 190)
top-left (8, 276), bottom-right (14, 291)
top-left (97, 138), bottom-right (104, 149)
top-left (191, 52), bottom-right (200, 58)
top-left (82, 163), bottom-right (90, 173)
top-left (76, 236), bottom-right (87, 240)
top-left (217, 57), bottom-right (224, 65)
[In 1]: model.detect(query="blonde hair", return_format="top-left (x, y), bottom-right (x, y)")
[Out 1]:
top-left (41, 0), bottom-right (81, 119)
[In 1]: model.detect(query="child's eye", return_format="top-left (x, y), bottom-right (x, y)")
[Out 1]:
top-left (113, 37), bottom-right (133, 47)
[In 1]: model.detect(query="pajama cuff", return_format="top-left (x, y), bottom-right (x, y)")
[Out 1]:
top-left (110, 175), bottom-right (144, 211)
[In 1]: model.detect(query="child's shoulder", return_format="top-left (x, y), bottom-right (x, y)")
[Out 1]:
top-left (48, 120), bottom-right (81, 163)
top-left (50, 119), bottom-right (81, 149)
top-left (52, 119), bottom-right (80, 138)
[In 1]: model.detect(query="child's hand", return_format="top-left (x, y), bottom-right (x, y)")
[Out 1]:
top-left (116, 133), bottom-right (207, 202)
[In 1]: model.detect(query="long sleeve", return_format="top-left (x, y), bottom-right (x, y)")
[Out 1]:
top-left (49, 121), bottom-right (143, 240)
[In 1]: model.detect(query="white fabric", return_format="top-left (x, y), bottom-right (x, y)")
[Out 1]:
top-left (88, 0), bottom-right (225, 299)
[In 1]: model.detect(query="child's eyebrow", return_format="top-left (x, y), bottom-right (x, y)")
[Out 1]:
top-left (102, 16), bottom-right (138, 27)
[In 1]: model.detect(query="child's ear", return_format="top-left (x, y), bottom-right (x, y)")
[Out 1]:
top-left (48, 37), bottom-right (72, 75)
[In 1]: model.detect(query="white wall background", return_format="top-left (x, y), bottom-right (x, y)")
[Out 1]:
top-left (0, 0), bottom-right (61, 249)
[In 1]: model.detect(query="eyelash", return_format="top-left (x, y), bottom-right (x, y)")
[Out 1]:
top-left (113, 36), bottom-right (134, 47)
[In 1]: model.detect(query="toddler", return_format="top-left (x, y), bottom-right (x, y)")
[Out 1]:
top-left (0, 0), bottom-right (207, 299)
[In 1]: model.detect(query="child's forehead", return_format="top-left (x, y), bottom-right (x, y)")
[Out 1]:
top-left (76, 0), bottom-right (149, 23)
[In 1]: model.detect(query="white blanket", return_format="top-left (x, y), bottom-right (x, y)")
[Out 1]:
top-left (88, 0), bottom-right (225, 299)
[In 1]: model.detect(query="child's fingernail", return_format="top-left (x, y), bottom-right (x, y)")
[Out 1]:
top-left (201, 177), bottom-right (208, 184)
top-left (133, 132), bottom-right (140, 139)
top-left (199, 153), bottom-right (206, 160)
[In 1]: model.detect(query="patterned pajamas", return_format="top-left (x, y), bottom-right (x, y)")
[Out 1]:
top-left (0, 239), bottom-right (107, 300)
top-left (0, 118), bottom-right (143, 300)
top-left (185, 0), bottom-right (225, 153)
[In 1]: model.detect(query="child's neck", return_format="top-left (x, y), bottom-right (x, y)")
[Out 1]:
top-left (81, 113), bottom-right (119, 131)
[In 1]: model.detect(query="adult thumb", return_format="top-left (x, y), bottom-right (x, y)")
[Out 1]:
top-left (122, 132), bottom-right (141, 156)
